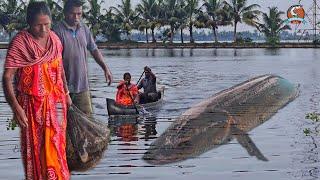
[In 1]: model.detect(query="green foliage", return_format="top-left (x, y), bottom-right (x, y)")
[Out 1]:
top-left (305, 112), bottom-right (320, 122)
top-left (223, 0), bottom-right (261, 42)
top-left (0, 0), bottom-right (301, 44)
top-left (6, 118), bottom-right (17, 131)
top-left (200, 0), bottom-right (228, 42)
top-left (161, 28), bottom-right (171, 43)
top-left (0, 0), bottom-right (28, 38)
top-left (235, 36), bottom-right (253, 43)
top-left (101, 9), bottom-right (121, 42)
top-left (83, 0), bottom-right (106, 39)
top-left (256, 7), bottom-right (290, 47)
top-left (159, 0), bottom-right (188, 43)
top-left (135, 0), bottom-right (159, 42)
top-left (304, 112), bottom-right (320, 136)
top-left (313, 39), bottom-right (320, 45)
top-left (111, 0), bottom-right (137, 40)
top-left (184, 0), bottom-right (200, 43)
top-left (303, 128), bottom-right (311, 136)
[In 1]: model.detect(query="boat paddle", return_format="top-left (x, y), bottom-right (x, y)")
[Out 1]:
top-left (136, 71), bottom-right (145, 85)
top-left (125, 83), bottom-right (139, 114)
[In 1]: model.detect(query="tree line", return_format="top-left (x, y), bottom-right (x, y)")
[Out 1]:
top-left (0, 0), bottom-right (291, 45)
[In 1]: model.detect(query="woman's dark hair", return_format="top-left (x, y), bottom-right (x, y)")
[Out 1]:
top-left (64, 0), bottom-right (84, 14)
top-left (26, 1), bottom-right (51, 25)
top-left (123, 72), bottom-right (131, 79)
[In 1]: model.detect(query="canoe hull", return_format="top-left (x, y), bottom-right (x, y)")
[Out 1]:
top-left (106, 86), bottom-right (165, 116)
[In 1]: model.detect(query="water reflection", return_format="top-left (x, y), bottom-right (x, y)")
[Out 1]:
top-left (213, 48), bottom-right (217, 56)
top-left (108, 116), bottom-right (157, 142)
top-left (108, 117), bottom-right (139, 142)
top-left (263, 48), bottom-right (281, 56)
top-left (143, 49), bottom-right (156, 57)
top-left (189, 49), bottom-right (193, 57)
top-left (143, 75), bottom-right (299, 165)
top-left (141, 116), bottom-right (157, 141)
top-left (168, 49), bottom-right (174, 57)
top-left (234, 49), bottom-right (238, 56)
top-left (180, 49), bottom-right (184, 57)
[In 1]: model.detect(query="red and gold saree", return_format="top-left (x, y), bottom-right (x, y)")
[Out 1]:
top-left (115, 81), bottom-right (138, 106)
top-left (5, 30), bottom-right (70, 180)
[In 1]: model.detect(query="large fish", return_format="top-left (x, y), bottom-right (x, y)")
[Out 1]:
top-left (143, 74), bottom-right (299, 165)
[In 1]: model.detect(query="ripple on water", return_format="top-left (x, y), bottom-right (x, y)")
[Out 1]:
top-left (0, 48), bottom-right (319, 179)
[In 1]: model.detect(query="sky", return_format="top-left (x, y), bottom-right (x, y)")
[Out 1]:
top-left (103, 0), bottom-right (317, 32)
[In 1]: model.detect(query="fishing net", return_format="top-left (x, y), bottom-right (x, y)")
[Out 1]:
top-left (66, 104), bottom-right (110, 171)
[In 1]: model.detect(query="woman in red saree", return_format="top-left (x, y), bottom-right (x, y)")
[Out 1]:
top-left (116, 72), bottom-right (139, 106)
top-left (2, 2), bottom-right (71, 179)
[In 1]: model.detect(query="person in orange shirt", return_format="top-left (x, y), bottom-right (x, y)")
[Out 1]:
top-left (116, 73), bottom-right (139, 106)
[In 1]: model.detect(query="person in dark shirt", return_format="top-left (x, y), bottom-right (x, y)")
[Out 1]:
top-left (138, 66), bottom-right (158, 104)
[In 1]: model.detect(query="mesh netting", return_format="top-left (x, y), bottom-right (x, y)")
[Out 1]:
top-left (66, 104), bottom-right (110, 171)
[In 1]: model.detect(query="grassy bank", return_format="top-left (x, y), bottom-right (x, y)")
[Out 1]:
top-left (0, 42), bottom-right (319, 49)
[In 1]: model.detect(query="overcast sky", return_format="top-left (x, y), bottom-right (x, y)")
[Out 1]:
top-left (103, 0), bottom-right (316, 32)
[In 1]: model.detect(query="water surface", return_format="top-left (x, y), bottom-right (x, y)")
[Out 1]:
top-left (0, 48), bottom-right (319, 180)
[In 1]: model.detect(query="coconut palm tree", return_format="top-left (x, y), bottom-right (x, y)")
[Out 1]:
top-left (224, 0), bottom-right (260, 42)
top-left (136, 0), bottom-right (159, 43)
top-left (161, 0), bottom-right (185, 43)
top-left (170, 0), bottom-right (187, 43)
top-left (149, 1), bottom-right (166, 43)
top-left (201, 0), bottom-right (227, 43)
top-left (111, 0), bottom-right (136, 41)
top-left (185, 0), bottom-right (200, 43)
top-left (0, 0), bottom-right (28, 39)
top-left (256, 7), bottom-right (290, 46)
top-left (135, 17), bottom-right (150, 42)
top-left (84, 0), bottom-right (105, 39)
top-left (101, 9), bottom-right (122, 42)
top-left (178, 23), bottom-right (187, 43)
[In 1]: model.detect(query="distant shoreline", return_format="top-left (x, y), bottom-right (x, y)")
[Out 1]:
top-left (0, 42), bottom-right (319, 49)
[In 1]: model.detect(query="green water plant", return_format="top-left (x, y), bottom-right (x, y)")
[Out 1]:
top-left (304, 112), bottom-right (320, 136)
top-left (6, 118), bottom-right (17, 130)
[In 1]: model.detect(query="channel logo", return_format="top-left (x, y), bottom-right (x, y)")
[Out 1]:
top-left (285, 5), bottom-right (306, 24)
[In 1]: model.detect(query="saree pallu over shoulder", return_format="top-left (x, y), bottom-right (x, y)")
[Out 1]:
top-left (4, 30), bottom-right (62, 68)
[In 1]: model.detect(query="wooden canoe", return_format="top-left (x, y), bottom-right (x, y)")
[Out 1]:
top-left (106, 86), bottom-right (165, 116)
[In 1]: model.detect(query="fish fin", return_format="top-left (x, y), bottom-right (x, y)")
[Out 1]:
top-left (233, 128), bottom-right (268, 161)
